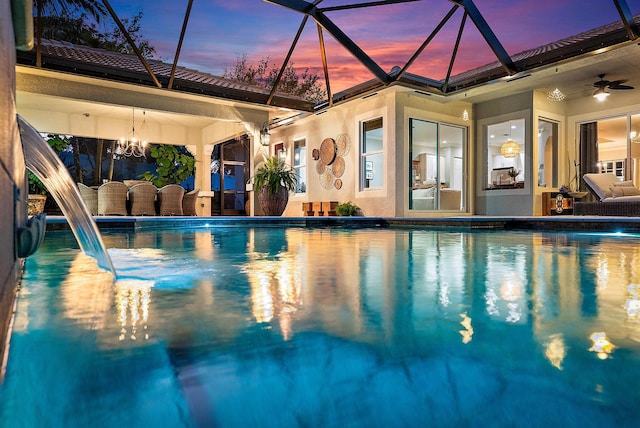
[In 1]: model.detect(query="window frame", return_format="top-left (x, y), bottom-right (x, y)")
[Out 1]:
top-left (292, 137), bottom-right (307, 194)
top-left (360, 116), bottom-right (384, 191)
top-left (478, 110), bottom-right (531, 196)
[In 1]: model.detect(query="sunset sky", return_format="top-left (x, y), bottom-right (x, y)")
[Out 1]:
top-left (106, 0), bottom-right (637, 93)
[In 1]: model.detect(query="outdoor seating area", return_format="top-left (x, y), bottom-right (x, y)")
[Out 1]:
top-left (574, 173), bottom-right (640, 216)
top-left (78, 181), bottom-right (200, 216)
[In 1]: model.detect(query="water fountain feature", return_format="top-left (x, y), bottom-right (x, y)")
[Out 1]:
top-left (18, 115), bottom-right (117, 278)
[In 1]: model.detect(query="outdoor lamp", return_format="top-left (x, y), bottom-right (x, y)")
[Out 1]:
top-left (260, 122), bottom-right (271, 146)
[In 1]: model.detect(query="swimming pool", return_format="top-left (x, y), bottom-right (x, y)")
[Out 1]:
top-left (2, 226), bottom-right (640, 427)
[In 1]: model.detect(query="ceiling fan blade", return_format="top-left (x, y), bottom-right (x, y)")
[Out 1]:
top-left (609, 82), bottom-right (634, 90)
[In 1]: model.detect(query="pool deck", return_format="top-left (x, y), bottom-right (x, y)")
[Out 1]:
top-left (44, 215), bottom-right (640, 233)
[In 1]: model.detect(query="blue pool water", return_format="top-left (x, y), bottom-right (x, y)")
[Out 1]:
top-left (2, 226), bottom-right (640, 427)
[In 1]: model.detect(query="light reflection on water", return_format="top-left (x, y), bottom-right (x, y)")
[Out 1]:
top-left (3, 228), bottom-right (640, 427)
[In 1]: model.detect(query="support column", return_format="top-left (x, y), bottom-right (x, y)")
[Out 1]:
top-left (1, 0), bottom-right (29, 378)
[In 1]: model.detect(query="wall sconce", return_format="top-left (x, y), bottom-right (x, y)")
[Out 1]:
top-left (260, 122), bottom-right (271, 146)
top-left (546, 87), bottom-right (566, 102)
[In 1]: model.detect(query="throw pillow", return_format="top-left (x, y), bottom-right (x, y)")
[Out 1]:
top-left (610, 185), bottom-right (640, 197)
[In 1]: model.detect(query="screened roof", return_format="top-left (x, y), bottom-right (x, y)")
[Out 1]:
top-left (20, 0), bottom-right (640, 109)
top-left (104, 0), bottom-right (640, 93)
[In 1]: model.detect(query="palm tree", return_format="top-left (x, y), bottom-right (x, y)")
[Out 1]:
top-left (35, 0), bottom-right (108, 66)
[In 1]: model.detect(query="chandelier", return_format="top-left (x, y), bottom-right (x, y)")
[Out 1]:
top-left (500, 120), bottom-right (520, 158)
top-left (116, 109), bottom-right (147, 157)
top-left (500, 140), bottom-right (520, 158)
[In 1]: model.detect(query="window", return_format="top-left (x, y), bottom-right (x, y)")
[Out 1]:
top-left (410, 119), bottom-right (466, 211)
top-left (579, 113), bottom-right (640, 187)
top-left (486, 118), bottom-right (525, 189)
top-left (361, 117), bottom-right (383, 189)
top-left (537, 119), bottom-right (558, 188)
top-left (293, 138), bottom-right (306, 193)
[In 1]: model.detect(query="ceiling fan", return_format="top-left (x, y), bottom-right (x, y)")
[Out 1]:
top-left (592, 74), bottom-right (634, 100)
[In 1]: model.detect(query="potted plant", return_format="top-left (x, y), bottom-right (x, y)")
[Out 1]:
top-left (27, 134), bottom-right (69, 215)
top-left (27, 172), bottom-right (48, 215)
top-left (253, 156), bottom-right (298, 216)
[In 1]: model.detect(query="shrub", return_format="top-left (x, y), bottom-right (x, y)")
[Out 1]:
top-left (335, 201), bottom-right (360, 216)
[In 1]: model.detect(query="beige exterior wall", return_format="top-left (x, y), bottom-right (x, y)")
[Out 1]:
top-left (474, 92), bottom-right (534, 216)
top-left (276, 91), bottom-right (397, 217)
top-left (1, 0), bottom-right (26, 376)
top-left (273, 88), bottom-right (473, 218)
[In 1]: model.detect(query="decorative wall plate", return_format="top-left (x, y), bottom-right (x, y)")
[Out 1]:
top-left (312, 148), bottom-right (320, 160)
top-left (316, 159), bottom-right (326, 174)
top-left (320, 138), bottom-right (337, 165)
top-left (332, 156), bottom-right (345, 178)
top-left (320, 170), bottom-right (333, 189)
top-left (334, 179), bottom-right (342, 190)
top-left (335, 134), bottom-right (351, 156)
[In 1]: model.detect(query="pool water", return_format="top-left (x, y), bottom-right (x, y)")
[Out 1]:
top-left (2, 227), bottom-right (640, 427)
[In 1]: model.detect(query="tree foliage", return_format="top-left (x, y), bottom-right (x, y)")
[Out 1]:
top-left (37, 8), bottom-right (156, 58)
top-left (139, 145), bottom-right (195, 187)
top-left (28, 135), bottom-right (71, 194)
top-left (224, 55), bottom-right (326, 103)
top-left (35, 0), bottom-right (107, 22)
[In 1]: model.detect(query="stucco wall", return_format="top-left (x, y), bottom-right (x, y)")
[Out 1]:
top-left (474, 92), bottom-right (534, 215)
top-left (276, 91), bottom-right (398, 217)
top-left (275, 88), bottom-right (472, 218)
top-left (0, 0), bottom-right (25, 375)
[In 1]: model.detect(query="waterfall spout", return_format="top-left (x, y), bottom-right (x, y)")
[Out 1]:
top-left (18, 115), bottom-right (117, 278)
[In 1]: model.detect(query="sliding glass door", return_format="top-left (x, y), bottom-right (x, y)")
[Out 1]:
top-left (410, 119), bottom-right (466, 211)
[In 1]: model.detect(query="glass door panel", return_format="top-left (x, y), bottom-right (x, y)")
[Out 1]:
top-left (410, 119), bottom-right (466, 211)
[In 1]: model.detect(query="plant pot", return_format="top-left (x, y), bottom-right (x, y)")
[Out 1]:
top-left (257, 187), bottom-right (289, 216)
top-left (28, 194), bottom-right (47, 216)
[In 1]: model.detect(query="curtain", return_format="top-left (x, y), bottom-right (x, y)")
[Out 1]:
top-left (579, 122), bottom-right (598, 191)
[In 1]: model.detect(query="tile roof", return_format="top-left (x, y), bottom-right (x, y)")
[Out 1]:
top-left (16, 39), bottom-right (315, 111)
top-left (333, 15), bottom-right (639, 101)
top-left (444, 16), bottom-right (638, 91)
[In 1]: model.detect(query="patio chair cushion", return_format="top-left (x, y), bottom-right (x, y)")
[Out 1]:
top-left (610, 185), bottom-right (640, 198)
top-left (583, 173), bottom-right (620, 201)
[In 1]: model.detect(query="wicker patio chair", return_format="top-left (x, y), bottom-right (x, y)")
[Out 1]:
top-left (77, 183), bottom-right (98, 215)
top-left (97, 181), bottom-right (129, 216)
top-left (182, 189), bottom-right (199, 216)
top-left (157, 184), bottom-right (185, 215)
top-left (128, 182), bottom-right (158, 215)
